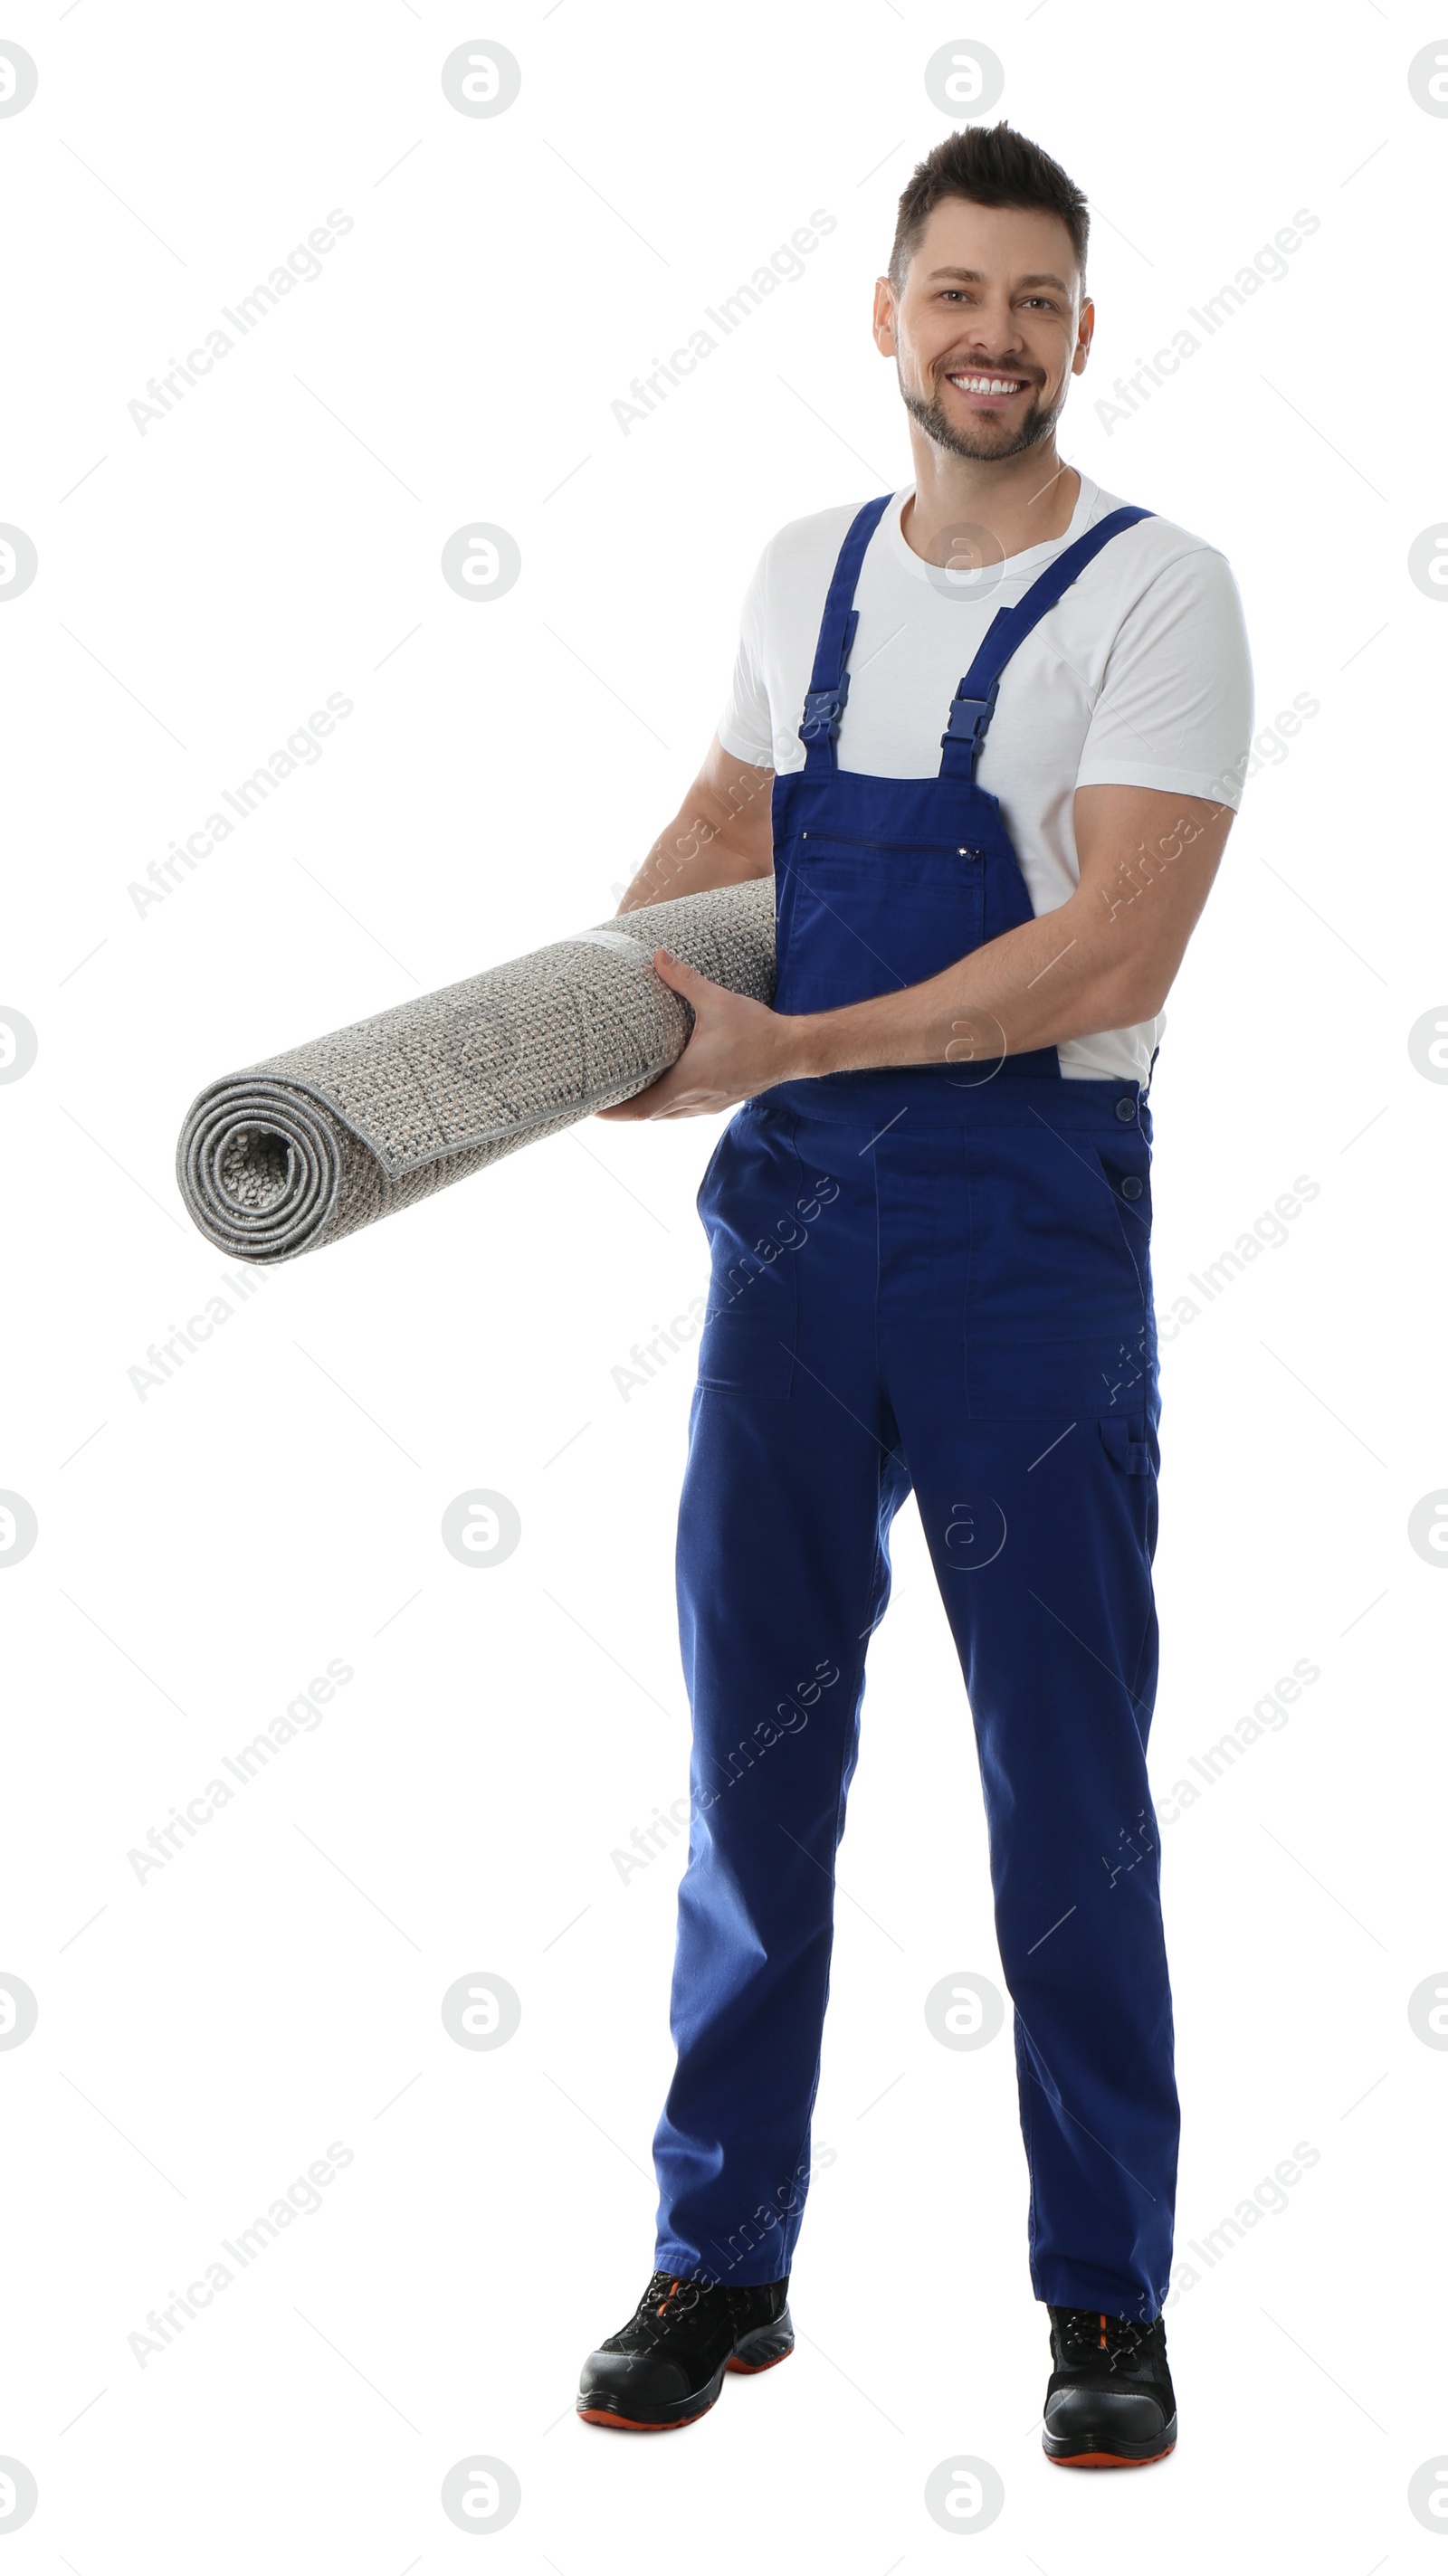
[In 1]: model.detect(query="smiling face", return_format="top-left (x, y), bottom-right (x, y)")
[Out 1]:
top-left (875, 196), bottom-right (1092, 462)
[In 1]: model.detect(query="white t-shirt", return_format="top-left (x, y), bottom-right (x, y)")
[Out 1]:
top-left (717, 471), bottom-right (1253, 1083)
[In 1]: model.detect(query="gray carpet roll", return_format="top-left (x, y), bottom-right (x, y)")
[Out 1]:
top-left (176, 876), bottom-right (777, 1263)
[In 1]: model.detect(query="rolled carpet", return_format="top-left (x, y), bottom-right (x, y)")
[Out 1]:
top-left (176, 876), bottom-right (776, 1263)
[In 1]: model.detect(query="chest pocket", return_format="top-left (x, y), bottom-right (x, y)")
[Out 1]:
top-left (775, 840), bottom-right (987, 1015)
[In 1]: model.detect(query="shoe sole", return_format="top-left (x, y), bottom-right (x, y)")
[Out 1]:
top-left (576, 2327), bottom-right (795, 2430)
top-left (1043, 2422), bottom-right (1177, 2469)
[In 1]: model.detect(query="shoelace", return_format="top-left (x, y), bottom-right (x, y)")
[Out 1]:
top-left (634, 2271), bottom-right (704, 2325)
top-left (1056, 2308), bottom-right (1148, 2371)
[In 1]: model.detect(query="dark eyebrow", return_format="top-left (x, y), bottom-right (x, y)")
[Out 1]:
top-left (926, 266), bottom-right (1072, 294)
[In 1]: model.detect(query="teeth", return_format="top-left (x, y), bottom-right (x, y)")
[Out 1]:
top-left (951, 375), bottom-right (1023, 394)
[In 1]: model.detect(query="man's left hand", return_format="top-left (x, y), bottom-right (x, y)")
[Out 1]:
top-left (595, 947), bottom-right (803, 1120)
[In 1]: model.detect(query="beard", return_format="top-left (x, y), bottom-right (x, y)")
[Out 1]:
top-left (899, 361), bottom-right (1063, 462)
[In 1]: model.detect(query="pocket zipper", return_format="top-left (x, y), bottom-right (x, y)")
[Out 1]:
top-left (798, 830), bottom-right (986, 859)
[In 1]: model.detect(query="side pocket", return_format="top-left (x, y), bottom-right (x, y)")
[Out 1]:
top-left (694, 1296), bottom-right (795, 1393)
top-left (1098, 1411), bottom-right (1158, 1476)
top-left (695, 1126), bottom-right (730, 1218)
top-left (693, 1111), bottom-right (802, 1396)
top-left (1091, 1138), bottom-right (1153, 1305)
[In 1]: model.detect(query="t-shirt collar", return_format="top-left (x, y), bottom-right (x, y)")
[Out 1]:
top-left (883, 471), bottom-right (1101, 585)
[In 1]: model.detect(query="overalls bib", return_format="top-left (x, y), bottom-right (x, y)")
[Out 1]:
top-left (654, 497), bottom-right (1179, 2323)
top-left (773, 493), bottom-right (1151, 1075)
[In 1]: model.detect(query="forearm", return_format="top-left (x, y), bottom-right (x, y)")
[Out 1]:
top-left (786, 891), bottom-right (1157, 1076)
top-left (617, 778), bottom-right (774, 915)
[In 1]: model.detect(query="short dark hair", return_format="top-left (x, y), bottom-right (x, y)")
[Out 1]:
top-left (888, 121), bottom-right (1089, 294)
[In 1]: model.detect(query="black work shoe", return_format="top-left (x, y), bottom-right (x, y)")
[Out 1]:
top-left (1042, 2305), bottom-right (1177, 2467)
top-left (576, 2271), bottom-right (794, 2430)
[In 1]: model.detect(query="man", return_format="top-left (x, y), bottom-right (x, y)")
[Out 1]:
top-left (575, 120), bottom-right (1252, 2464)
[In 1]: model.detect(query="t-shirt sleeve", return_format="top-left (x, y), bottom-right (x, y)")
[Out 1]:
top-left (716, 542), bottom-right (777, 768)
top-left (1075, 545), bottom-right (1255, 810)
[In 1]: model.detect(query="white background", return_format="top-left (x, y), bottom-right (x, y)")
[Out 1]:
top-left (2, 1), bottom-right (1443, 2565)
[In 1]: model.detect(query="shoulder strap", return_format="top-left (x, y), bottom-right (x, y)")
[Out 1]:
top-left (798, 493), bottom-right (895, 775)
top-left (938, 505), bottom-right (1154, 779)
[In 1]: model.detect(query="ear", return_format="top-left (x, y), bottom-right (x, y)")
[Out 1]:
top-left (872, 274), bottom-right (898, 356)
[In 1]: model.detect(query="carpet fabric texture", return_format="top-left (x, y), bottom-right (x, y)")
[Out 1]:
top-left (175, 878), bottom-right (777, 1263)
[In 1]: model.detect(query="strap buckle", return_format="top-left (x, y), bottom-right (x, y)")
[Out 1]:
top-left (939, 680), bottom-right (999, 768)
top-left (799, 675), bottom-right (851, 745)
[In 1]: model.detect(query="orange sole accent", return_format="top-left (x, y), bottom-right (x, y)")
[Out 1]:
top-left (725, 2346), bottom-right (795, 2375)
top-left (1047, 2444), bottom-right (1176, 2469)
top-left (576, 2406), bottom-right (712, 2431)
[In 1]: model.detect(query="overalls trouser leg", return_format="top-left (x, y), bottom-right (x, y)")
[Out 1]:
top-left (653, 499), bottom-right (1179, 2322)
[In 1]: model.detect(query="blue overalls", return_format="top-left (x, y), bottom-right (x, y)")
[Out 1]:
top-left (654, 497), bottom-right (1178, 2324)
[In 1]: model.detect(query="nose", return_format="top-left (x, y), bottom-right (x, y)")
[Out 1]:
top-left (948, 328), bottom-right (1026, 364)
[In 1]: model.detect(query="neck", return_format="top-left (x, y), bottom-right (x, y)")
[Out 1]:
top-left (899, 433), bottom-right (1081, 565)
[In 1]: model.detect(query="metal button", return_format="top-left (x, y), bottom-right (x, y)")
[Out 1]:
top-left (1120, 1174), bottom-right (1144, 1201)
top-left (1114, 1097), bottom-right (1137, 1123)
